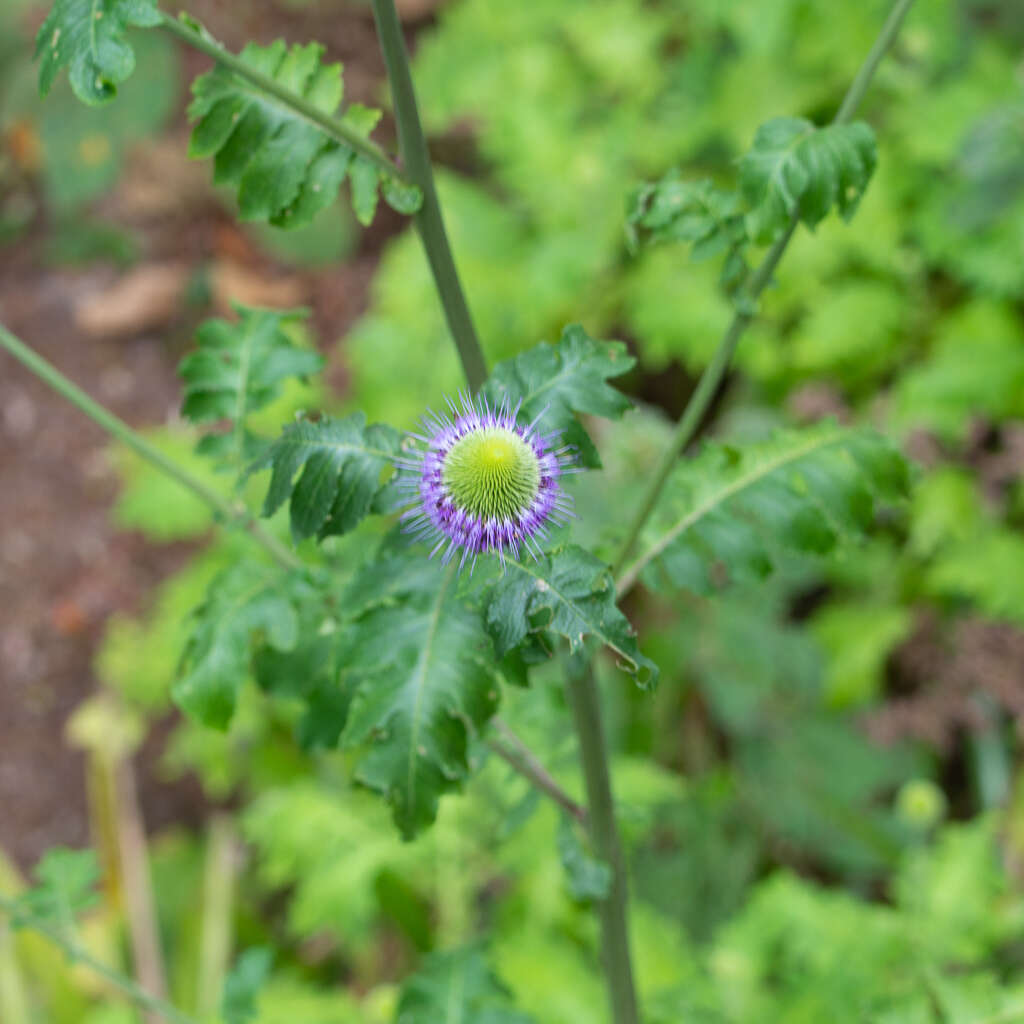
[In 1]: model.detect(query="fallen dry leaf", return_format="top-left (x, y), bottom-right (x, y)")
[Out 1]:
top-left (209, 259), bottom-right (308, 311)
top-left (74, 263), bottom-right (190, 338)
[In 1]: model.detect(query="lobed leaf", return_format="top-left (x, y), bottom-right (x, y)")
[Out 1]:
top-left (336, 549), bottom-right (503, 838)
top-left (251, 412), bottom-right (401, 542)
top-left (486, 544), bottom-right (658, 687)
top-left (11, 848), bottom-right (101, 929)
top-left (179, 305), bottom-right (323, 467)
top-left (174, 562), bottom-right (312, 729)
top-left (396, 948), bottom-right (536, 1024)
top-left (482, 324), bottom-right (635, 468)
top-left (619, 423), bottom-right (909, 597)
top-left (739, 117), bottom-right (877, 243)
top-left (34, 0), bottom-right (162, 106)
top-left (187, 39), bottom-right (419, 228)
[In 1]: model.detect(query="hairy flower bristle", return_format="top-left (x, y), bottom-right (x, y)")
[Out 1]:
top-left (397, 393), bottom-right (576, 569)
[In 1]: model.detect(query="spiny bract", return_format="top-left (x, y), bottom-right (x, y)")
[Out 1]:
top-left (398, 394), bottom-right (575, 569)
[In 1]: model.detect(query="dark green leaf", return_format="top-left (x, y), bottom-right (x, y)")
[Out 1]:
top-left (483, 324), bottom-right (635, 468)
top-left (739, 117), bottom-right (877, 243)
top-left (396, 948), bottom-right (536, 1024)
top-left (619, 423), bottom-right (909, 597)
top-left (179, 305), bottom-right (323, 468)
top-left (251, 412), bottom-right (400, 542)
top-left (221, 948), bottom-right (273, 1024)
top-left (486, 545), bottom-right (657, 687)
top-left (337, 549), bottom-right (502, 838)
top-left (174, 563), bottom-right (311, 729)
top-left (35, 0), bottom-right (161, 105)
top-left (187, 39), bottom-right (400, 229)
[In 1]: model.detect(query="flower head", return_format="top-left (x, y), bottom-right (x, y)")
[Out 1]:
top-left (399, 394), bottom-right (575, 569)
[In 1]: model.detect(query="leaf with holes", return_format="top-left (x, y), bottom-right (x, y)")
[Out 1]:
top-left (618, 423), bottom-right (909, 597)
top-left (251, 412), bottom-right (400, 542)
top-left (174, 562), bottom-right (313, 729)
top-left (179, 305), bottom-right (323, 468)
top-left (486, 545), bottom-right (657, 688)
top-left (187, 38), bottom-right (420, 228)
top-left (335, 548), bottom-right (502, 838)
top-left (396, 948), bottom-right (536, 1024)
top-left (34, 0), bottom-right (162, 106)
top-left (482, 324), bottom-right (635, 468)
top-left (740, 117), bottom-right (877, 243)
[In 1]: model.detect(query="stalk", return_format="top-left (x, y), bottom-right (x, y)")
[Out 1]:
top-left (610, 0), bottom-right (918, 578)
top-left (565, 662), bottom-right (638, 1024)
top-left (369, 0), bottom-right (489, 393)
top-left (0, 324), bottom-right (302, 572)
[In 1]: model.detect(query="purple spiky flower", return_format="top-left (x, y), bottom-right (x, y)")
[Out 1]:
top-left (397, 394), bottom-right (576, 570)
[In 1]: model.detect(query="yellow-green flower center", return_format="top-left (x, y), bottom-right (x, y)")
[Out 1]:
top-left (442, 427), bottom-right (541, 521)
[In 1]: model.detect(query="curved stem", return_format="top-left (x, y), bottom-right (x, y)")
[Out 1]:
top-left (0, 897), bottom-right (198, 1024)
top-left (565, 661), bottom-right (638, 1024)
top-left (0, 324), bottom-right (302, 572)
top-left (369, 0), bottom-right (489, 393)
top-left (610, 0), bottom-right (917, 580)
top-left (158, 12), bottom-right (406, 183)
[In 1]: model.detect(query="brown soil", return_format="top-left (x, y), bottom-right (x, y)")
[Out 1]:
top-left (0, 0), bottom-right (420, 870)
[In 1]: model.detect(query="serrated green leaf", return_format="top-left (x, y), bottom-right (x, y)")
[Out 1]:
top-left (221, 947), bottom-right (273, 1024)
top-left (396, 948), bottom-right (536, 1024)
top-left (34, 0), bottom-right (161, 105)
top-left (619, 423), bottom-right (908, 597)
top-left (486, 545), bottom-right (657, 687)
top-left (336, 550), bottom-right (501, 838)
top-left (251, 412), bottom-right (400, 542)
top-left (482, 324), bottom-right (635, 468)
top-left (179, 305), bottom-right (323, 469)
top-left (174, 563), bottom-right (311, 729)
top-left (187, 38), bottom-right (391, 229)
top-left (12, 848), bottom-right (100, 929)
top-left (740, 117), bottom-right (877, 243)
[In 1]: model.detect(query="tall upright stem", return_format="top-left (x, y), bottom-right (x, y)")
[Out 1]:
top-left (369, 0), bottom-right (489, 393)
top-left (0, 325), bottom-right (302, 572)
top-left (565, 662), bottom-right (639, 1024)
top-left (610, 0), bottom-right (917, 578)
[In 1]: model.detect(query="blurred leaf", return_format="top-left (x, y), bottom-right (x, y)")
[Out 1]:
top-left (482, 324), bottom-right (635, 468)
top-left (485, 545), bottom-right (658, 687)
top-left (221, 948), bottom-right (272, 1024)
top-left (739, 117), bottom-right (877, 243)
top-left (11, 849), bottom-right (99, 929)
top-left (396, 948), bottom-right (535, 1024)
top-left (179, 305), bottom-right (323, 469)
top-left (622, 423), bottom-right (909, 596)
top-left (556, 817), bottom-right (611, 902)
top-left (251, 412), bottom-right (400, 542)
top-left (34, 0), bottom-right (161, 105)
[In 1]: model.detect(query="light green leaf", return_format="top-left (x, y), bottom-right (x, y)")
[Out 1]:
top-left (483, 324), bottom-right (635, 468)
top-left (486, 545), bottom-right (657, 687)
top-left (740, 117), bottom-right (877, 243)
top-left (221, 948), bottom-right (273, 1024)
top-left (619, 423), bottom-right (908, 597)
top-left (251, 412), bottom-right (400, 542)
top-left (34, 0), bottom-right (161, 105)
top-left (557, 816), bottom-right (611, 902)
top-left (11, 848), bottom-right (100, 929)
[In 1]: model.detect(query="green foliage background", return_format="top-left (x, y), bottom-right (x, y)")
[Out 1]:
top-left (4, 0), bottom-right (1024, 1021)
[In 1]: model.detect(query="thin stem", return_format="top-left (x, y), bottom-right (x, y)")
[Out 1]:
top-left (0, 324), bottom-right (302, 572)
top-left (488, 718), bottom-right (587, 825)
top-left (369, 0), bottom-right (489, 393)
top-left (565, 662), bottom-right (638, 1024)
top-left (610, 0), bottom-right (917, 580)
top-left (158, 12), bottom-right (406, 183)
top-left (0, 897), bottom-right (199, 1024)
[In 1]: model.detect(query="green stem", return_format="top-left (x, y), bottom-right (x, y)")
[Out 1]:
top-left (369, 0), bottom-right (489, 393)
top-left (0, 897), bottom-right (198, 1024)
top-left (610, 0), bottom-right (917, 579)
top-left (565, 662), bottom-right (638, 1024)
top-left (0, 324), bottom-right (302, 572)
top-left (158, 11), bottom-right (406, 184)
